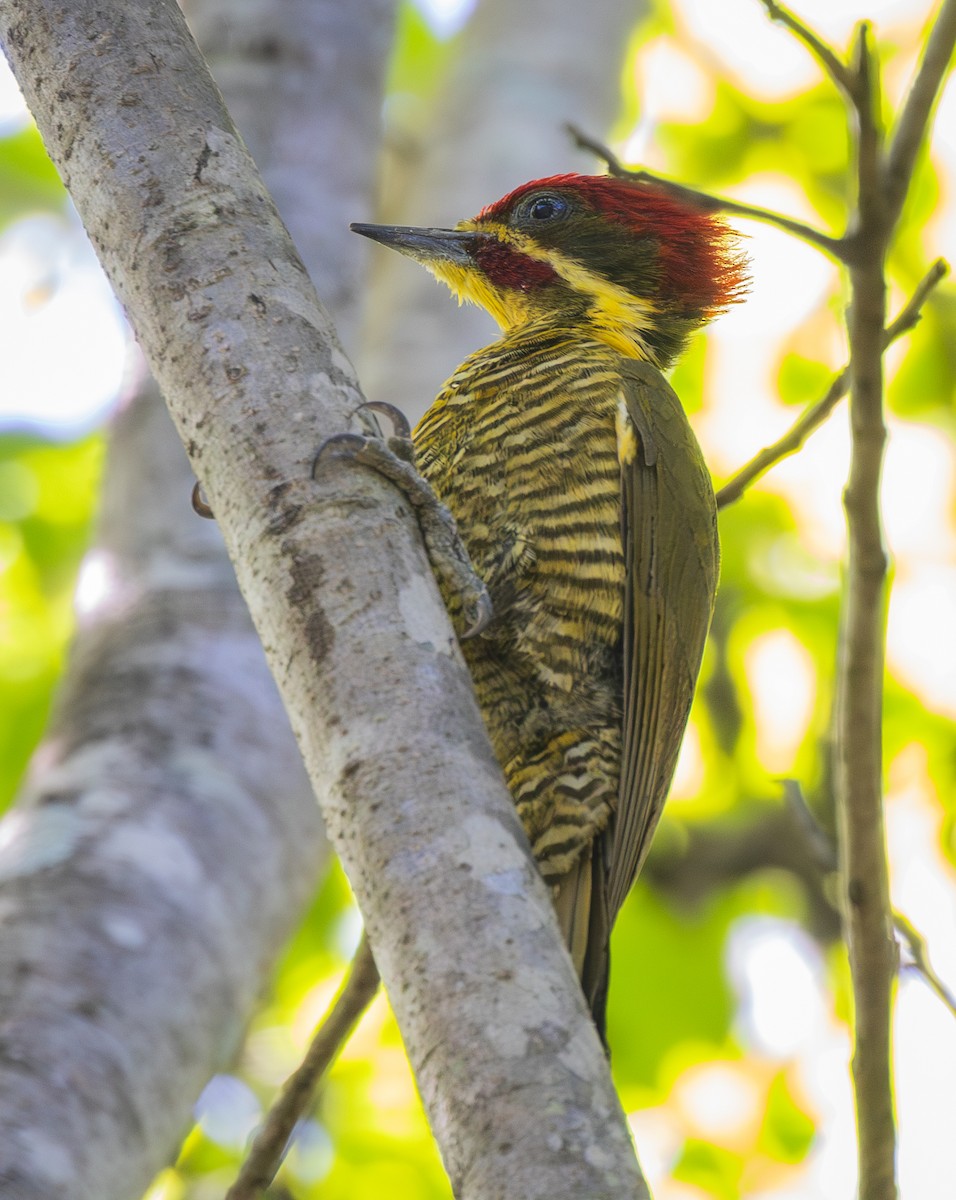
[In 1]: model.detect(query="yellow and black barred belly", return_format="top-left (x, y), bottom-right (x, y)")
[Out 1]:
top-left (414, 328), bottom-right (629, 883)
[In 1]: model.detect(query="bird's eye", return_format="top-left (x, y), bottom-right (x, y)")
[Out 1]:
top-left (524, 194), bottom-right (569, 221)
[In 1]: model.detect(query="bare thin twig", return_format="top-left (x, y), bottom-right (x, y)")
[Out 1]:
top-left (564, 125), bottom-right (629, 176)
top-left (840, 272), bottom-right (898, 1190)
top-left (885, 0), bottom-right (956, 224)
top-left (895, 913), bottom-right (956, 1020)
top-left (716, 259), bottom-right (948, 508)
top-left (757, 0), bottom-right (855, 97)
top-left (851, 23), bottom-right (885, 226)
top-left (837, 14), bottom-right (897, 1193)
top-left (226, 937), bottom-right (380, 1200)
top-left (565, 124), bottom-right (846, 259)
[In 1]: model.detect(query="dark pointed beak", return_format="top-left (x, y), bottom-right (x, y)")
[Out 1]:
top-left (350, 222), bottom-right (484, 265)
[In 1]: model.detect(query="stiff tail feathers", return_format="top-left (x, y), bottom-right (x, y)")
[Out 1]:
top-left (552, 844), bottom-right (612, 1046)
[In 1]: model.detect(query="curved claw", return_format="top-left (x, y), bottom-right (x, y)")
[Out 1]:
top-left (461, 588), bottom-right (494, 640)
top-left (356, 400), bottom-right (412, 441)
top-left (192, 481), bottom-right (214, 519)
top-left (311, 431), bottom-right (369, 479)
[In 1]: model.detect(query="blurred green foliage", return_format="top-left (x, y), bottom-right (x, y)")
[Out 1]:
top-left (0, 124), bottom-right (64, 223)
top-left (0, 122), bottom-right (96, 810)
top-left (1, 1), bottom-right (954, 1198)
top-left (0, 433), bottom-right (102, 808)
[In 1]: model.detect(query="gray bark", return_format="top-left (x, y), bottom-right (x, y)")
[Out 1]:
top-left (0, 1), bottom-right (649, 1197)
top-left (0, 0), bottom-right (393, 1196)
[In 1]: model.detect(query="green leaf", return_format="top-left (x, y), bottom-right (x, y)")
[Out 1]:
top-left (776, 353), bottom-right (838, 408)
top-left (609, 886), bottom-right (735, 1090)
top-left (758, 1070), bottom-right (815, 1163)
top-left (673, 1137), bottom-right (744, 1200)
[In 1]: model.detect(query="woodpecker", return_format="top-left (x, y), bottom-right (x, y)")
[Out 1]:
top-left (350, 174), bottom-right (747, 1036)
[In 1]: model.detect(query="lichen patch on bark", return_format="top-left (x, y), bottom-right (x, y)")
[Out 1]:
top-left (397, 572), bottom-right (453, 651)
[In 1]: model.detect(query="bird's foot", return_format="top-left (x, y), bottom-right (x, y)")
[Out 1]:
top-left (313, 404), bottom-right (492, 639)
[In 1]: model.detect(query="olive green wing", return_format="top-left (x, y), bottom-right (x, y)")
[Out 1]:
top-left (604, 359), bottom-right (720, 921)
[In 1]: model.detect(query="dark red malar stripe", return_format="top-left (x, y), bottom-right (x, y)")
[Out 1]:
top-left (475, 241), bottom-right (560, 291)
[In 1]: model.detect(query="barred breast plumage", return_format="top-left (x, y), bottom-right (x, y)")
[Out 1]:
top-left (415, 329), bottom-right (627, 884)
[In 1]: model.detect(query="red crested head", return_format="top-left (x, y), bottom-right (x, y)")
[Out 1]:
top-left (475, 173), bottom-right (748, 322)
top-left (352, 171), bottom-right (748, 365)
